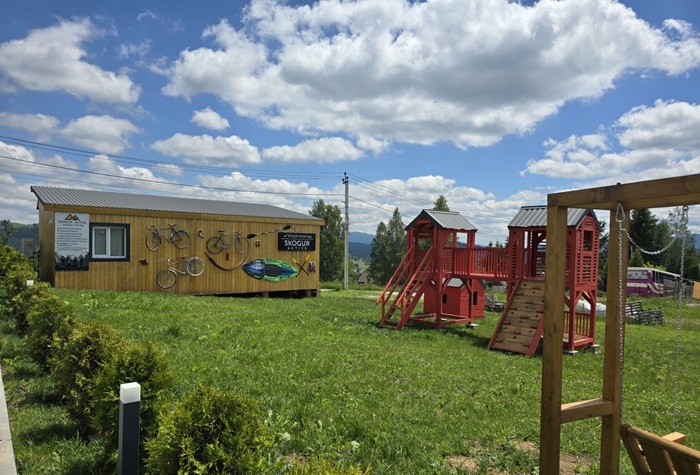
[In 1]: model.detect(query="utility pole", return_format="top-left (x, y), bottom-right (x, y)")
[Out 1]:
top-left (343, 173), bottom-right (349, 290)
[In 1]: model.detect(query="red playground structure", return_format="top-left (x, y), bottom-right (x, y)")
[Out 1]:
top-left (376, 207), bottom-right (601, 356)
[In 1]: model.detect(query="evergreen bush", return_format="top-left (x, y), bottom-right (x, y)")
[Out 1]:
top-left (146, 384), bottom-right (268, 475)
top-left (54, 322), bottom-right (121, 434)
top-left (91, 340), bottom-right (173, 454)
top-left (26, 291), bottom-right (75, 370)
top-left (0, 244), bottom-right (35, 293)
top-left (9, 281), bottom-right (53, 333)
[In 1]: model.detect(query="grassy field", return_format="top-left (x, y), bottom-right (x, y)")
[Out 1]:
top-left (2, 289), bottom-right (700, 474)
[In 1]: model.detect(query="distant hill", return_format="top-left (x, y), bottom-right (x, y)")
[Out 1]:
top-left (1, 221), bottom-right (39, 252)
top-left (695, 233), bottom-right (700, 249)
top-left (349, 231), bottom-right (374, 245)
top-left (349, 242), bottom-right (371, 261)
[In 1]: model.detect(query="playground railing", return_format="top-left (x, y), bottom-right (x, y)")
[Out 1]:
top-left (563, 311), bottom-right (594, 339)
top-left (451, 247), bottom-right (509, 279)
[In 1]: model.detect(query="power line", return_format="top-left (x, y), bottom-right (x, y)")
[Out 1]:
top-left (348, 195), bottom-right (395, 213)
top-left (0, 135), bottom-right (340, 181)
top-left (0, 154), bottom-right (343, 198)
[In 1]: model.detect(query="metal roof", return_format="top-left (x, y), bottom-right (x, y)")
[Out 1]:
top-left (508, 206), bottom-right (600, 229)
top-left (405, 210), bottom-right (478, 231)
top-left (30, 186), bottom-right (323, 222)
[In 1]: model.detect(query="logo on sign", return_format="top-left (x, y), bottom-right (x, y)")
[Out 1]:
top-left (278, 232), bottom-right (316, 251)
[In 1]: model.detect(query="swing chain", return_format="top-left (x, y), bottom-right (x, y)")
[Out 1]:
top-left (616, 204), bottom-right (689, 256)
top-left (617, 203), bottom-right (689, 431)
top-left (672, 209), bottom-right (688, 430)
top-left (616, 203), bottom-right (626, 421)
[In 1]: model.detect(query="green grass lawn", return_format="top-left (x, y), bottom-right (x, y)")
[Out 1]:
top-left (3, 289), bottom-right (700, 474)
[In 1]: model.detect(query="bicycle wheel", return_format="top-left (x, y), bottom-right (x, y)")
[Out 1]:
top-left (156, 269), bottom-right (177, 289)
top-left (146, 232), bottom-right (161, 251)
top-left (206, 236), bottom-right (226, 254)
top-left (171, 229), bottom-right (191, 249)
top-left (233, 236), bottom-right (250, 254)
top-left (186, 257), bottom-right (205, 276)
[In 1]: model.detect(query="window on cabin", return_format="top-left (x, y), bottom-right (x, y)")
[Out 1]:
top-left (91, 224), bottom-right (129, 260)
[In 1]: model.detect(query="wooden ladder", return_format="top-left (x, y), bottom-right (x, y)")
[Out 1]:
top-left (488, 278), bottom-right (545, 357)
top-left (378, 254), bottom-right (432, 330)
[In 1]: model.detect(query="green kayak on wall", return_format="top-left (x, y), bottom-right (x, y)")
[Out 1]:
top-left (243, 258), bottom-right (299, 281)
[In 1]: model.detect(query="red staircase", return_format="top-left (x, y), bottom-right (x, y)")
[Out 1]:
top-left (377, 246), bottom-right (433, 329)
top-left (488, 279), bottom-right (545, 357)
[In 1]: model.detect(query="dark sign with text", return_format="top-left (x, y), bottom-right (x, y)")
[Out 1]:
top-left (278, 232), bottom-right (316, 252)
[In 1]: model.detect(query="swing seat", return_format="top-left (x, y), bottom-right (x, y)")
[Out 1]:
top-left (621, 424), bottom-right (700, 475)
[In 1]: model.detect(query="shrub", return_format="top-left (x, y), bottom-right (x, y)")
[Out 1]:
top-left (54, 322), bottom-right (122, 434)
top-left (10, 281), bottom-right (54, 333)
top-left (0, 246), bottom-right (37, 300)
top-left (91, 340), bottom-right (174, 453)
top-left (26, 292), bottom-right (75, 370)
top-left (146, 384), bottom-right (268, 475)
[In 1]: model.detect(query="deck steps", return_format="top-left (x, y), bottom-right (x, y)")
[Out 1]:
top-left (488, 279), bottom-right (545, 357)
top-left (378, 258), bottom-right (431, 330)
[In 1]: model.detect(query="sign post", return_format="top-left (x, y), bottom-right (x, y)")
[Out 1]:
top-left (118, 382), bottom-right (140, 475)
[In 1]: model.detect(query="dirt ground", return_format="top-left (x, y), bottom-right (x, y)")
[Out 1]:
top-left (443, 439), bottom-right (593, 474)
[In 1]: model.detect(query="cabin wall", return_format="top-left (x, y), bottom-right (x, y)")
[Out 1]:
top-left (37, 203), bottom-right (56, 284)
top-left (42, 206), bottom-right (321, 296)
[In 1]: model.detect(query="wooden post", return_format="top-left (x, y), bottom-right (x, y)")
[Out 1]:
top-left (600, 208), bottom-right (629, 474)
top-left (539, 204), bottom-right (568, 474)
top-left (118, 382), bottom-right (141, 475)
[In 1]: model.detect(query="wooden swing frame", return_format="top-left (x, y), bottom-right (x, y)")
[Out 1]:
top-left (539, 173), bottom-right (700, 475)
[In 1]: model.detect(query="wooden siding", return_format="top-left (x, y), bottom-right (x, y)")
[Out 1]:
top-left (39, 204), bottom-right (322, 296)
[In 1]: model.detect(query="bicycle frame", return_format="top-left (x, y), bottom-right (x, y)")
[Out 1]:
top-left (206, 230), bottom-right (249, 254)
top-left (156, 256), bottom-right (204, 288)
top-left (146, 224), bottom-right (191, 251)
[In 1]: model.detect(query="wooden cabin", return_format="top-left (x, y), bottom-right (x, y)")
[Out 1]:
top-left (31, 186), bottom-right (323, 296)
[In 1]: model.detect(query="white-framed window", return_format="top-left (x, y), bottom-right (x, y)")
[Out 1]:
top-left (91, 223), bottom-right (130, 260)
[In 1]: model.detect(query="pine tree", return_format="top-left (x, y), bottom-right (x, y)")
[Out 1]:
top-left (629, 209), bottom-right (667, 267)
top-left (433, 195), bottom-right (450, 212)
top-left (368, 208), bottom-right (406, 285)
top-left (368, 222), bottom-right (389, 285)
top-left (309, 200), bottom-right (344, 282)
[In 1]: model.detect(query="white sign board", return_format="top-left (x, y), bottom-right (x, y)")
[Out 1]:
top-left (55, 213), bottom-right (90, 271)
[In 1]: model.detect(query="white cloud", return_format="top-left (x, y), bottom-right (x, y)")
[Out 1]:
top-left (663, 19), bottom-right (695, 40)
top-left (0, 112), bottom-right (60, 139)
top-left (86, 155), bottom-right (177, 190)
top-left (61, 115), bottom-right (141, 154)
top-left (191, 107), bottom-right (230, 131)
top-left (617, 100), bottom-right (700, 151)
top-left (0, 176), bottom-right (39, 223)
top-left (137, 10), bottom-right (159, 22)
top-left (356, 135), bottom-right (390, 155)
top-left (0, 140), bottom-right (79, 173)
top-left (0, 18), bottom-right (141, 103)
top-left (161, 0), bottom-right (700, 149)
top-left (151, 133), bottom-right (261, 166)
top-left (262, 137), bottom-right (364, 163)
top-left (523, 100), bottom-right (700, 182)
top-left (118, 40), bottom-right (151, 60)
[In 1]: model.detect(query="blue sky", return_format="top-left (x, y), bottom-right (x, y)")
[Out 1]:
top-left (1, 0), bottom-right (699, 244)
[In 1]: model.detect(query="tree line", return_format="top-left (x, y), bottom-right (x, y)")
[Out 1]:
top-left (599, 207), bottom-right (700, 287)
